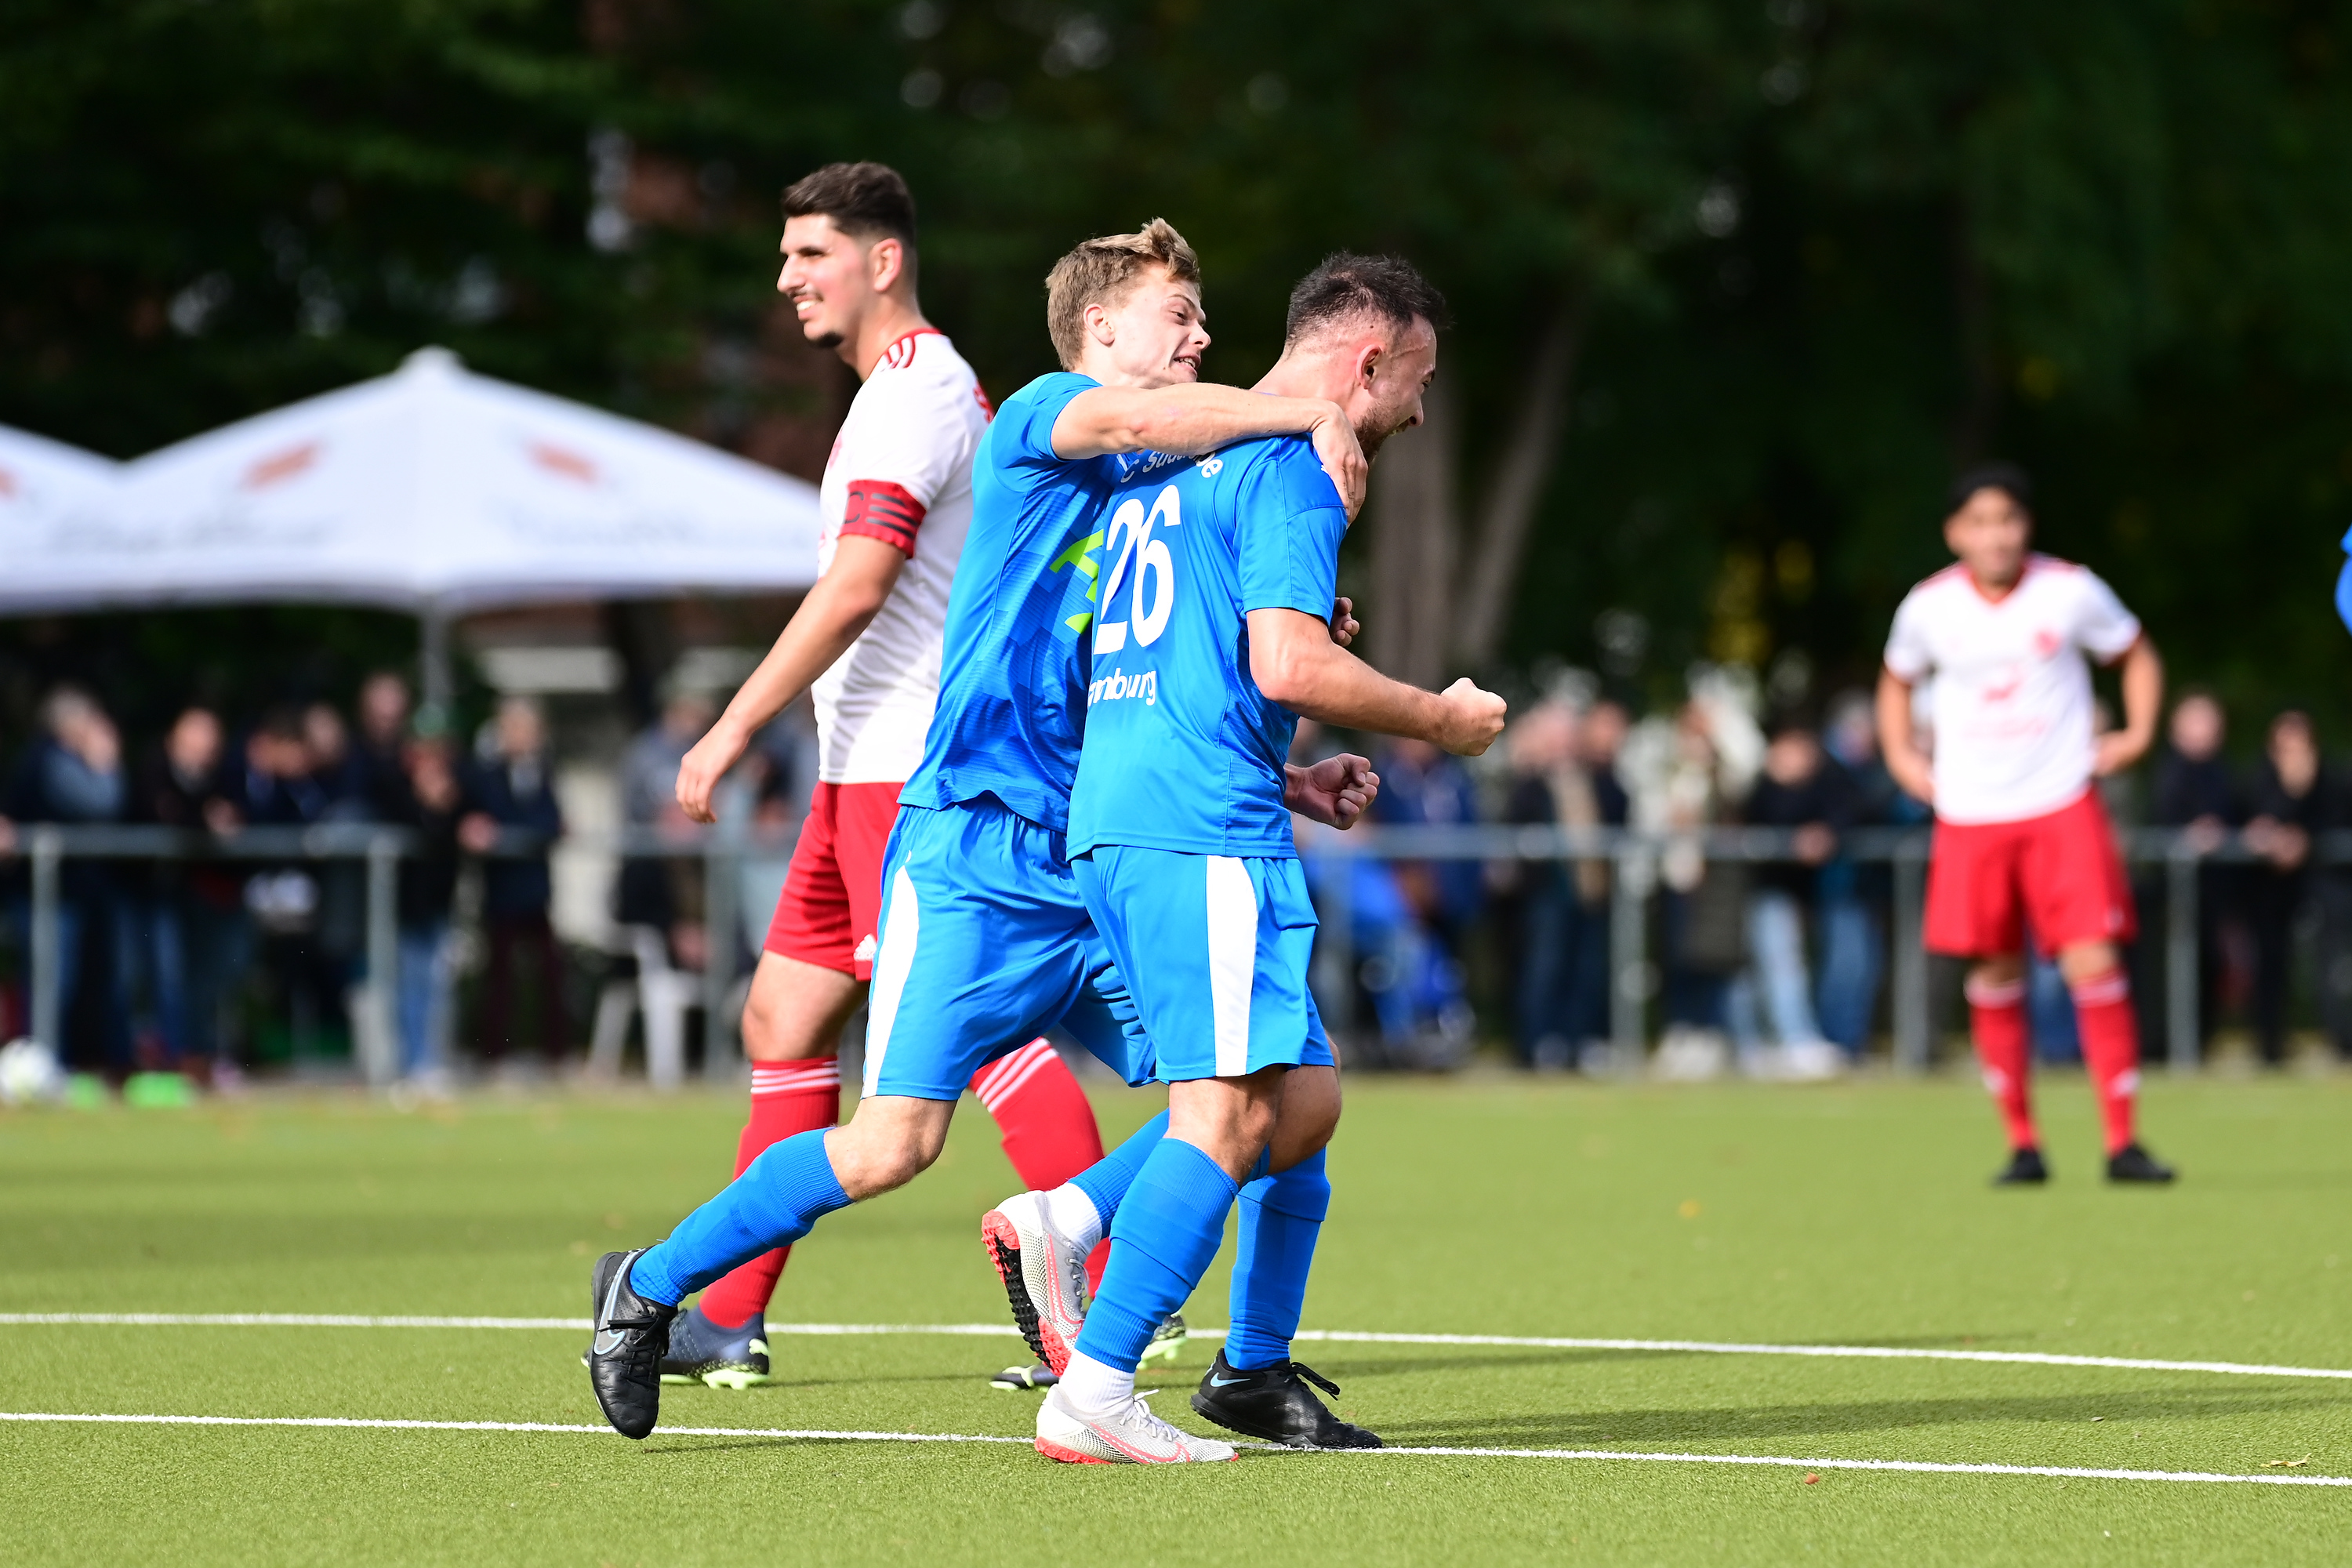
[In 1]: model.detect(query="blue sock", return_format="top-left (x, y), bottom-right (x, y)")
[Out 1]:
top-left (1069, 1108), bottom-right (1168, 1230)
top-left (629, 1130), bottom-right (851, 1305)
top-left (1224, 1149), bottom-right (1330, 1370)
top-left (1073, 1137), bottom-right (1238, 1373)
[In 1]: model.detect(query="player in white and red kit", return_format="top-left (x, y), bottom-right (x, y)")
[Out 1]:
top-left (660, 165), bottom-right (1111, 1381)
top-left (1878, 462), bottom-right (2176, 1185)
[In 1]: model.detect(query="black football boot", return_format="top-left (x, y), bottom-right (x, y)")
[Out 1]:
top-left (1993, 1147), bottom-right (2049, 1185)
top-left (1190, 1348), bottom-right (1381, 1450)
top-left (587, 1249), bottom-right (677, 1439)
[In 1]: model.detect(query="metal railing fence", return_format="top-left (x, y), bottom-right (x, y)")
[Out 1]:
top-left (6, 820), bottom-right (2336, 1080)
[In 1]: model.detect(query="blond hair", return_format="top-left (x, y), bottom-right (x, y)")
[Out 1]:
top-left (1044, 219), bottom-right (1200, 370)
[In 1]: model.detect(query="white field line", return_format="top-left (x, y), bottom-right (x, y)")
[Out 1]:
top-left (0, 1410), bottom-right (2342, 1488)
top-left (5, 1316), bottom-right (2351, 1385)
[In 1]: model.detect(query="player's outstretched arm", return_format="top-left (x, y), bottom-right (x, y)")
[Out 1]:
top-left (2094, 633), bottom-right (2162, 777)
top-left (1051, 386), bottom-right (1367, 517)
top-left (1875, 666), bottom-right (1934, 806)
top-left (674, 535), bottom-right (906, 823)
top-left (1247, 608), bottom-right (1505, 757)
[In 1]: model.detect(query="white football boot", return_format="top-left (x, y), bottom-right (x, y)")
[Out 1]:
top-left (982, 1190), bottom-right (1091, 1374)
top-left (1035, 1385), bottom-right (1240, 1465)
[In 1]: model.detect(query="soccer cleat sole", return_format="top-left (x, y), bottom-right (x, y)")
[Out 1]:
top-left (660, 1367), bottom-right (771, 1389)
top-left (1033, 1435), bottom-right (1237, 1466)
top-left (982, 1210), bottom-right (1073, 1372)
top-left (1140, 1323), bottom-right (1187, 1367)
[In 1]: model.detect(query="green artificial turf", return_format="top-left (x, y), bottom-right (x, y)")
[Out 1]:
top-left (3, 1070), bottom-right (2350, 1565)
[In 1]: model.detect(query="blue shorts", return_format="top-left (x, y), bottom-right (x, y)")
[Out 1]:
top-left (1073, 844), bottom-right (1334, 1083)
top-left (862, 800), bottom-right (1156, 1100)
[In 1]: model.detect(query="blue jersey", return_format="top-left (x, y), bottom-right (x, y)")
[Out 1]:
top-left (1066, 435), bottom-right (1348, 858)
top-left (902, 372), bottom-right (1118, 833)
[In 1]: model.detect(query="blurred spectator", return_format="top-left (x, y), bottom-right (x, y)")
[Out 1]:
top-left (1372, 737), bottom-right (1485, 954)
top-left (1815, 690), bottom-right (1903, 1055)
top-left (391, 730), bottom-right (464, 1087)
top-left (617, 691), bottom-right (714, 970)
top-left (238, 708), bottom-right (340, 1058)
top-left (1503, 700), bottom-right (1626, 1070)
top-left (303, 702), bottom-right (359, 811)
top-left (5, 686), bottom-right (132, 1071)
top-left (464, 696), bottom-right (568, 1067)
top-left (1734, 719), bottom-right (1852, 1076)
top-left (128, 706), bottom-right (249, 1078)
top-left (1623, 691), bottom-right (1758, 1075)
top-left (350, 672), bottom-right (416, 819)
top-left (2244, 711), bottom-right (2322, 1065)
top-left (2149, 691), bottom-right (2241, 1044)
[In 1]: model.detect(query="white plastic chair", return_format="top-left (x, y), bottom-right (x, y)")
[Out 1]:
top-left (587, 926), bottom-right (699, 1089)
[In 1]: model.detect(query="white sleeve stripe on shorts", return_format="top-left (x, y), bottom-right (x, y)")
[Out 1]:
top-left (1204, 856), bottom-right (1259, 1080)
top-left (860, 866), bottom-right (921, 1098)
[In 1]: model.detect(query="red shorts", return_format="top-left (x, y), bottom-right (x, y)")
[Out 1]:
top-left (763, 782), bottom-right (904, 981)
top-left (1924, 788), bottom-right (2137, 959)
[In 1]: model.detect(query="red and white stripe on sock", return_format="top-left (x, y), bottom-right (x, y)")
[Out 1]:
top-left (971, 1039), bottom-right (1110, 1293)
top-left (694, 1054), bottom-right (843, 1331)
top-left (2067, 968), bottom-right (2142, 1156)
top-left (1965, 972), bottom-right (2038, 1152)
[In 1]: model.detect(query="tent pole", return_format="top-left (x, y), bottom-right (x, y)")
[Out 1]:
top-left (419, 602), bottom-right (452, 726)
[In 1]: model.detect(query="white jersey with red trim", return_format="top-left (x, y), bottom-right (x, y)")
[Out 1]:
top-left (1882, 553), bottom-right (2142, 826)
top-left (809, 328), bottom-right (990, 784)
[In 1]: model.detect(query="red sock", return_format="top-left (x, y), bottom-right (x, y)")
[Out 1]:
top-left (1966, 974), bottom-right (2038, 1151)
top-left (971, 1040), bottom-right (1110, 1292)
top-left (2070, 969), bottom-right (2141, 1156)
top-left (695, 1056), bottom-right (841, 1330)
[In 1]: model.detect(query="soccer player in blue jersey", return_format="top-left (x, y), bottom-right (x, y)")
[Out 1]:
top-left (1033, 253), bottom-right (1507, 1465)
top-left (584, 220), bottom-right (1381, 1441)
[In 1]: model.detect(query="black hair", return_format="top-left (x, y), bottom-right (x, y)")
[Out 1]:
top-left (1947, 459), bottom-right (2034, 519)
top-left (782, 162), bottom-right (917, 249)
top-left (1283, 252), bottom-right (1450, 344)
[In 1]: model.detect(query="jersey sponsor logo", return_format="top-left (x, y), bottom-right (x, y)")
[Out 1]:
top-left (1087, 665), bottom-right (1157, 708)
top-left (1049, 527), bottom-right (1108, 635)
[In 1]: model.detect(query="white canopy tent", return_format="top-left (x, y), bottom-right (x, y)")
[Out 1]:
top-left (0, 423), bottom-right (120, 554)
top-left (0, 347), bottom-right (825, 704)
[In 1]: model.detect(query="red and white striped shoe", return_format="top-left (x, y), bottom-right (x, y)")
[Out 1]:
top-left (981, 1189), bottom-right (1091, 1374)
top-left (1035, 1385), bottom-right (1239, 1465)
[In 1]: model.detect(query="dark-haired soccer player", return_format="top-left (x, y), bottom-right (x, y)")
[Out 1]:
top-left (649, 161), bottom-right (1112, 1386)
top-left (1877, 463), bottom-right (2177, 1185)
top-left (584, 217), bottom-right (1379, 1441)
top-left (1036, 255), bottom-right (1507, 1464)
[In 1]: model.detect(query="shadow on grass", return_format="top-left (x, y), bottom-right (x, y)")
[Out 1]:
top-left (1374, 1385), bottom-right (2352, 1448)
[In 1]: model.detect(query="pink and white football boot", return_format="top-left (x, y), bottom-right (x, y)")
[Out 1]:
top-left (981, 1190), bottom-right (1091, 1374)
top-left (1035, 1385), bottom-right (1239, 1465)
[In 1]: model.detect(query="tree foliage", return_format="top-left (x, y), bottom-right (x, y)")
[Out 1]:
top-left (6, 0), bottom-right (2352, 735)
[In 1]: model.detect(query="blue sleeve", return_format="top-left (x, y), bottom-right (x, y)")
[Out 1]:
top-left (1236, 440), bottom-right (1348, 619)
top-left (2337, 554), bottom-right (2352, 637)
top-left (997, 372), bottom-right (1102, 470)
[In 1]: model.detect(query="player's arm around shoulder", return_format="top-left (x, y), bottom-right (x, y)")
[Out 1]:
top-left (1051, 385), bottom-right (1366, 517)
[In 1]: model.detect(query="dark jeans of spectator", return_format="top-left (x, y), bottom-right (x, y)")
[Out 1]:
top-left (2318, 877), bottom-right (2352, 1058)
top-left (122, 893), bottom-right (249, 1063)
top-left (481, 911), bottom-right (568, 1062)
top-left (1661, 892), bottom-right (1732, 1031)
top-left (2249, 869), bottom-right (2310, 1065)
top-left (1813, 895), bottom-right (1882, 1055)
top-left (1515, 880), bottom-right (1609, 1067)
top-left (10, 891), bottom-right (133, 1072)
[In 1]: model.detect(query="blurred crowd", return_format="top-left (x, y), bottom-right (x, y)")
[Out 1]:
top-left (1299, 671), bottom-right (2352, 1077)
top-left (6, 664), bottom-right (2347, 1090)
top-left (0, 675), bottom-right (582, 1090)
